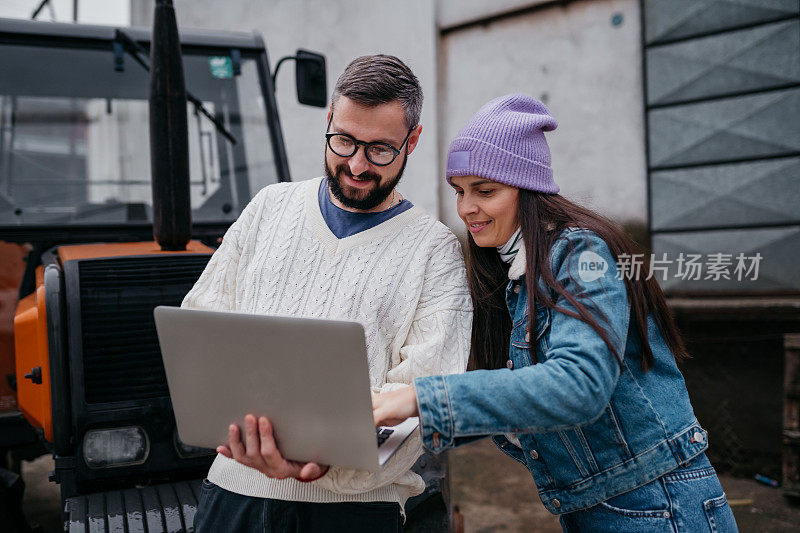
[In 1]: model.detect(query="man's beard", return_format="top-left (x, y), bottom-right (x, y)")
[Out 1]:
top-left (324, 151), bottom-right (407, 211)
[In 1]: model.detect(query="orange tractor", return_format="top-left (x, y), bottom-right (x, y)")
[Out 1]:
top-left (0, 1), bottom-right (326, 530)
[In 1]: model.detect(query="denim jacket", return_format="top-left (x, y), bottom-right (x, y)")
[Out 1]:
top-left (413, 228), bottom-right (708, 515)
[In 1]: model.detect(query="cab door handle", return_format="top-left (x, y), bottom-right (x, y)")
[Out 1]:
top-left (24, 366), bottom-right (42, 385)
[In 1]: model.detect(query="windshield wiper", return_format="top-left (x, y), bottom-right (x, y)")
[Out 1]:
top-left (114, 29), bottom-right (237, 145)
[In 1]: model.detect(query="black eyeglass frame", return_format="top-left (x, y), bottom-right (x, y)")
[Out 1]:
top-left (325, 114), bottom-right (413, 167)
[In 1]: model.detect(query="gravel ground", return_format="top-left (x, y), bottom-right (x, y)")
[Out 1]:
top-left (19, 441), bottom-right (800, 532)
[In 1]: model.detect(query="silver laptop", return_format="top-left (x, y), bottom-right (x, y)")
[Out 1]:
top-left (153, 306), bottom-right (417, 472)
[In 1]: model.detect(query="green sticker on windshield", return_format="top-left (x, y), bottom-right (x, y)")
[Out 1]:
top-left (209, 56), bottom-right (233, 79)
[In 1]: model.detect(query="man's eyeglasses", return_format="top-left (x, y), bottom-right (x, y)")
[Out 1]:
top-left (325, 115), bottom-right (413, 167)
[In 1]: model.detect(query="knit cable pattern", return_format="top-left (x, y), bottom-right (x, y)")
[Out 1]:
top-left (181, 177), bottom-right (472, 510)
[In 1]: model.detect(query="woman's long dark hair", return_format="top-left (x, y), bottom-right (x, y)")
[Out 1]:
top-left (466, 189), bottom-right (689, 372)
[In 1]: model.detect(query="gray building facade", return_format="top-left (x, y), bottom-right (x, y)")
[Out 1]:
top-left (644, 0), bottom-right (800, 294)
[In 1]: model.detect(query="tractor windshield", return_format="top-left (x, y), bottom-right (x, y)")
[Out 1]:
top-left (0, 26), bottom-right (280, 233)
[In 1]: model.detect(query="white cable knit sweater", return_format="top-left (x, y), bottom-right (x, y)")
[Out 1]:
top-left (181, 177), bottom-right (472, 512)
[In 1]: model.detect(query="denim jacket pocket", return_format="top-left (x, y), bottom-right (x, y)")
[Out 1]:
top-left (577, 402), bottom-right (634, 468)
top-left (704, 492), bottom-right (736, 532)
top-left (511, 302), bottom-right (550, 351)
top-left (597, 476), bottom-right (672, 519)
top-left (510, 319), bottom-right (533, 364)
top-left (558, 431), bottom-right (591, 478)
top-left (599, 500), bottom-right (672, 519)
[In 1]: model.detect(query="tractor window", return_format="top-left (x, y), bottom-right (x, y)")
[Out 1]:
top-left (0, 42), bottom-right (279, 228)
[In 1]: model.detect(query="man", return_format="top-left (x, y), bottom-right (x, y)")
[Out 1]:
top-left (183, 55), bottom-right (472, 532)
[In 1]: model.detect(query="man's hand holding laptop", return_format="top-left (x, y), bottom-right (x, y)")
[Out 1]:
top-left (217, 414), bottom-right (329, 482)
top-left (217, 384), bottom-right (423, 483)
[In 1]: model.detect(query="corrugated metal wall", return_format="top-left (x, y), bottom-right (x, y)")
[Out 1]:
top-left (643, 0), bottom-right (800, 294)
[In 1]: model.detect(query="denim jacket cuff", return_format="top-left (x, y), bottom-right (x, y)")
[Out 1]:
top-left (413, 375), bottom-right (454, 453)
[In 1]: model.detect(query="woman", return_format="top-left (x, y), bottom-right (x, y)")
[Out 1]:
top-left (373, 94), bottom-right (738, 532)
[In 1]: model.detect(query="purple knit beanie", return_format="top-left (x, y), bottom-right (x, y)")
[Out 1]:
top-left (446, 93), bottom-right (559, 193)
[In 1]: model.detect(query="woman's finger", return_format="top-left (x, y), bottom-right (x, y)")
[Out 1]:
top-left (216, 445), bottom-right (232, 458)
top-left (373, 408), bottom-right (389, 427)
top-left (372, 387), bottom-right (419, 426)
top-left (373, 400), bottom-right (398, 426)
top-left (376, 414), bottom-right (405, 427)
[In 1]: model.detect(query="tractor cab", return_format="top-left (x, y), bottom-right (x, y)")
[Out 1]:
top-left (0, 17), bottom-right (295, 245)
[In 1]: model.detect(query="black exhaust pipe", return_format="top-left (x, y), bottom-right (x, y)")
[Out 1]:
top-left (149, 0), bottom-right (191, 251)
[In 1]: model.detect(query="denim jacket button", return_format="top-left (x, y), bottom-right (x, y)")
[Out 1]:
top-left (525, 331), bottom-right (530, 342)
top-left (513, 284), bottom-right (521, 294)
top-left (552, 499), bottom-right (561, 508)
top-left (506, 359), bottom-right (514, 370)
top-left (693, 431), bottom-right (704, 443)
top-left (529, 449), bottom-right (539, 460)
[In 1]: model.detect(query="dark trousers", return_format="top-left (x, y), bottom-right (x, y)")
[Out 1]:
top-left (194, 479), bottom-right (403, 533)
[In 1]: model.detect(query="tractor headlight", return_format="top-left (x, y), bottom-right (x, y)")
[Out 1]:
top-left (83, 427), bottom-right (149, 468)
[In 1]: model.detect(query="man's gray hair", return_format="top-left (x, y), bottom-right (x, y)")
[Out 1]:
top-left (331, 54), bottom-right (423, 129)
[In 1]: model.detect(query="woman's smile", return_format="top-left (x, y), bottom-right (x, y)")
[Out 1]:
top-left (468, 220), bottom-right (492, 233)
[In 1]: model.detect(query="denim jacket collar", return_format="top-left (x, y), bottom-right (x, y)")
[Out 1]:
top-left (506, 223), bottom-right (566, 280)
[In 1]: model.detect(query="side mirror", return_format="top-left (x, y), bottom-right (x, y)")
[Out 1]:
top-left (295, 49), bottom-right (327, 108)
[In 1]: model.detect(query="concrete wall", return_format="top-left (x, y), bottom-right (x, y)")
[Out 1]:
top-left (133, 0), bottom-right (441, 216)
top-left (438, 0), bottom-right (552, 29)
top-left (437, 0), bottom-right (646, 234)
top-left (130, 0), bottom-right (647, 233)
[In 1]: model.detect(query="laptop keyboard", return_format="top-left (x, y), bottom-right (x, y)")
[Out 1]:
top-left (376, 428), bottom-right (395, 447)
